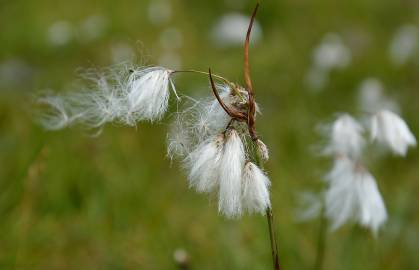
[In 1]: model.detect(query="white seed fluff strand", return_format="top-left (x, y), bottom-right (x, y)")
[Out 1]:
top-left (242, 162), bottom-right (271, 214)
top-left (218, 129), bottom-right (245, 218)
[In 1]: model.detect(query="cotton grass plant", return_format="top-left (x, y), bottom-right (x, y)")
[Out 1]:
top-left (37, 4), bottom-right (281, 269)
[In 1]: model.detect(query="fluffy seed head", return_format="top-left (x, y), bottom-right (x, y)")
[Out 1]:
top-left (242, 162), bottom-right (271, 214)
top-left (218, 129), bottom-right (245, 217)
top-left (370, 110), bottom-right (416, 156)
top-left (324, 114), bottom-right (365, 159)
top-left (183, 134), bottom-right (224, 193)
top-left (256, 139), bottom-right (269, 161)
top-left (325, 157), bottom-right (387, 234)
top-left (126, 67), bottom-right (173, 123)
top-left (37, 65), bottom-right (176, 130)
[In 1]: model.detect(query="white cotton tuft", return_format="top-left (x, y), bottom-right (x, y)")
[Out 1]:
top-left (183, 134), bottom-right (224, 193)
top-left (325, 157), bottom-right (387, 234)
top-left (126, 67), bottom-right (174, 123)
top-left (354, 170), bottom-right (388, 235)
top-left (37, 95), bottom-right (72, 130)
top-left (324, 114), bottom-right (365, 159)
top-left (256, 139), bottom-right (269, 161)
top-left (242, 162), bottom-right (271, 214)
top-left (218, 129), bottom-right (245, 218)
top-left (313, 33), bottom-right (351, 71)
top-left (194, 84), bottom-right (234, 138)
top-left (370, 110), bottom-right (416, 156)
top-left (37, 65), bottom-right (178, 130)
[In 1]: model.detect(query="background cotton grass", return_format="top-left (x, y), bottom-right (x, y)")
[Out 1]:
top-left (309, 81), bottom-right (416, 234)
top-left (305, 33), bottom-right (352, 91)
top-left (3, 0), bottom-right (419, 269)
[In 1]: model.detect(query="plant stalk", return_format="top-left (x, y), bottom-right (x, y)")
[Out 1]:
top-left (253, 144), bottom-right (281, 270)
top-left (313, 207), bottom-right (327, 270)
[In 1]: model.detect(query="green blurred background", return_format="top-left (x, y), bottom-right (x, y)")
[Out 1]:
top-left (1, 0), bottom-right (418, 269)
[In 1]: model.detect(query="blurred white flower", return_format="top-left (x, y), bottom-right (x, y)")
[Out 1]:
top-left (305, 66), bottom-right (329, 92)
top-left (148, 0), bottom-right (172, 26)
top-left (295, 191), bottom-right (322, 222)
top-left (389, 24), bottom-right (418, 66)
top-left (159, 27), bottom-right (183, 50)
top-left (218, 129), bottom-right (246, 217)
top-left (211, 13), bottom-right (262, 48)
top-left (357, 78), bottom-right (400, 114)
top-left (111, 42), bottom-right (135, 63)
top-left (80, 15), bottom-right (107, 42)
top-left (325, 157), bottom-right (387, 234)
top-left (313, 33), bottom-right (352, 71)
top-left (242, 162), bottom-right (271, 214)
top-left (173, 248), bottom-right (189, 267)
top-left (324, 114), bottom-right (365, 159)
top-left (47, 21), bottom-right (74, 46)
top-left (370, 110), bottom-right (416, 156)
top-left (0, 59), bottom-right (33, 90)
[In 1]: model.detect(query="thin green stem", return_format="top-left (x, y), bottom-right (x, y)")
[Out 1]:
top-left (171, 69), bottom-right (247, 102)
top-left (253, 142), bottom-right (281, 270)
top-left (171, 69), bottom-right (230, 84)
top-left (314, 206), bottom-right (327, 270)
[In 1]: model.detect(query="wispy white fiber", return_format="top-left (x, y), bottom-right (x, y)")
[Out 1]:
top-left (324, 114), bottom-right (365, 159)
top-left (183, 134), bottom-right (224, 193)
top-left (325, 157), bottom-right (387, 234)
top-left (126, 67), bottom-right (174, 123)
top-left (37, 65), bottom-right (176, 130)
top-left (370, 110), bottom-right (416, 156)
top-left (167, 83), bottom-right (250, 159)
top-left (242, 162), bottom-right (271, 214)
top-left (354, 170), bottom-right (388, 234)
top-left (218, 129), bottom-right (245, 217)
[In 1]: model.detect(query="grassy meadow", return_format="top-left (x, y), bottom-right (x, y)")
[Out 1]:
top-left (0, 0), bottom-right (419, 269)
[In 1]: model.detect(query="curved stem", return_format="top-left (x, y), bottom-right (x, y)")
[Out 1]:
top-left (171, 69), bottom-right (230, 84)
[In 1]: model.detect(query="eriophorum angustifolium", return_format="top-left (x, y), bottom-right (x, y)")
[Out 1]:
top-left (37, 65), bottom-right (177, 130)
top-left (311, 84), bottom-right (416, 235)
top-left (36, 4), bottom-right (281, 267)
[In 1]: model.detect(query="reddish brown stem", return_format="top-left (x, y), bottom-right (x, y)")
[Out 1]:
top-left (244, 3), bottom-right (260, 141)
top-left (208, 68), bottom-right (247, 121)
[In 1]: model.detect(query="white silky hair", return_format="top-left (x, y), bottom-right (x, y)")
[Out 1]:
top-left (324, 114), bottom-right (365, 159)
top-left (353, 170), bottom-right (387, 234)
top-left (126, 67), bottom-right (175, 123)
top-left (166, 83), bottom-right (251, 159)
top-left (370, 110), bottom-right (416, 156)
top-left (242, 162), bottom-right (271, 214)
top-left (183, 134), bottom-right (224, 193)
top-left (37, 65), bottom-right (175, 130)
top-left (325, 157), bottom-right (387, 234)
top-left (218, 129), bottom-right (245, 217)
